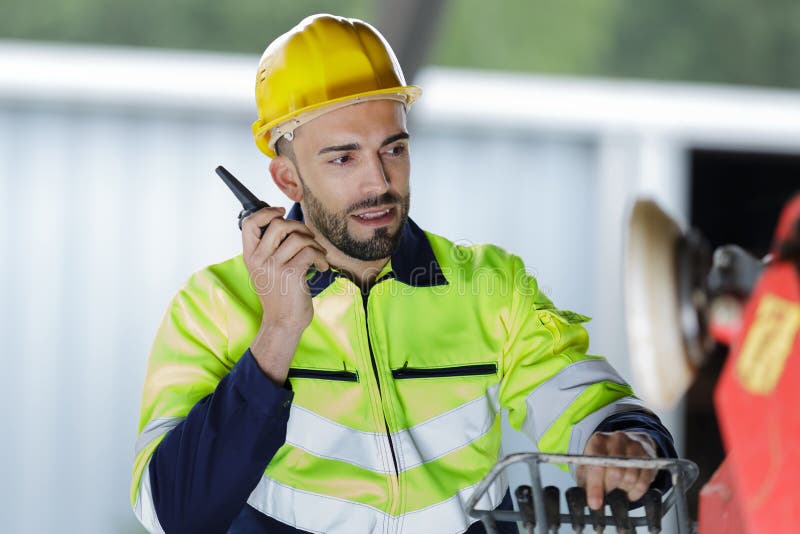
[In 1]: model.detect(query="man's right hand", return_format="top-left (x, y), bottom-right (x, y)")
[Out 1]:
top-left (241, 206), bottom-right (330, 383)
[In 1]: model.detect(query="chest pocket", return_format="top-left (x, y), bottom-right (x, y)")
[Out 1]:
top-left (391, 363), bottom-right (497, 379)
top-left (288, 367), bottom-right (359, 382)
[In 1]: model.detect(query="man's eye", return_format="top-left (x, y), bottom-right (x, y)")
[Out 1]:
top-left (331, 155), bottom-right (352, 165)
top-left (385, 145), bottom-right (406, 157)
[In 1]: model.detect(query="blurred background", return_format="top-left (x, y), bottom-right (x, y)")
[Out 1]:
top-left (1, 1), bottom-right (799, 532)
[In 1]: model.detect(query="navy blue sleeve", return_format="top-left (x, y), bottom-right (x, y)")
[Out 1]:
top-left (594, 410), bottom-right (677, 496)
top-left (594, 410), bottom-right (677, 459)
top-left (149, 348), bottom-right (293, 534)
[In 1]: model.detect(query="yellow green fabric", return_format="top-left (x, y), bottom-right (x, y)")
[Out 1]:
top-left (132, 229), bottom-right (639, 519)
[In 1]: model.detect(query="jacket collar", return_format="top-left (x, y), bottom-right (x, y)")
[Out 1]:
top-left (286, 203), bottom-right (448, 297)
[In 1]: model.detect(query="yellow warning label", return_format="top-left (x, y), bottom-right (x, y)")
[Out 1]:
top-left (736, 294), bottom-right (800, 395)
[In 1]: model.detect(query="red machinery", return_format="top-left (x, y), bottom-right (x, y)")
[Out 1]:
top-left (627, 194), bottom-right (800, 533)
top-left (699, 195), bottom-right (800, 533)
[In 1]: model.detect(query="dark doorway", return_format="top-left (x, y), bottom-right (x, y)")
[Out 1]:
top-left (691, 149), bottom-right (800, 256)
top-left (685, 148), bottom-right (800, 517)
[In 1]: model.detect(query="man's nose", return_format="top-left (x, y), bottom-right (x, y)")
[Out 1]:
top-left (360, 154), bottom-right (391, 196)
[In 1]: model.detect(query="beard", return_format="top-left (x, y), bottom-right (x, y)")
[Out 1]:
top-left (301, 179), bottom-right (410, 262)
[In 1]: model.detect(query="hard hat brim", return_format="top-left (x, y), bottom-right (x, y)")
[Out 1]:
top-left (252, 85), bottom-right (421, 158)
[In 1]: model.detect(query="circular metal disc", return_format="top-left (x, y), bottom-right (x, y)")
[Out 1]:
top-left (624, 199), bottom-right (697, 409)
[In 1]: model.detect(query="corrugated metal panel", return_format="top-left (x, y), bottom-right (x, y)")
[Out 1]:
top-left (0, 102), bottom-right (288, 533)
top-left (410, 126), bottom-right (597, 315)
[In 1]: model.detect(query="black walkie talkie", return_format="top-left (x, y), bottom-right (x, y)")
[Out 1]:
top-left (215, 165), bottom-right (323, 278)
top-left (215, 165), bottom-right (271, 237)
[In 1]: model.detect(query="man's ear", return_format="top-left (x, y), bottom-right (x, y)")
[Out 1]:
top-left (269, 156), bottom-right (303, 202)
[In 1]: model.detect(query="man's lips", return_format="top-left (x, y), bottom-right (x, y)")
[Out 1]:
top-left (350, 206), bottom-right (396, 227)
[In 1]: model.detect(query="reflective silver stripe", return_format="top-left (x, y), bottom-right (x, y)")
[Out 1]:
top-left (135, 416), bottom-right (185, 457)
top-left (287, 386), bottom-right (501, 474)
top-left (400, 472), bottom-right (506, 534)
top-left (520, 358), bottom-right (630, 443)
top-left (246, 471), bottom-right (508, 534)
top-left (133, 463), bottom-right (166, 534)
top-left (286, 405), bottom-right (392, 473)
top-left (393, 386), bottom-right (499, 471)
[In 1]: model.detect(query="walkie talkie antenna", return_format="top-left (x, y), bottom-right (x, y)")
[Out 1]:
top-left (215, 165), bottom-right (270, 232)
top-left (215, 164), bottom-right (320, 275)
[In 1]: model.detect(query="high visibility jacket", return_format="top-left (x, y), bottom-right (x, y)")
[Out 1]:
top-left (131, 204), bottom-right (671, 534)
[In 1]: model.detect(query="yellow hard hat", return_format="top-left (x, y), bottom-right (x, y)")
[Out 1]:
top-left (251, 14), bottom-right (422, 158)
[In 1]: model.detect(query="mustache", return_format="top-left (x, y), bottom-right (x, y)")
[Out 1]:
top-left (347, 192), bottom-right (403, 213)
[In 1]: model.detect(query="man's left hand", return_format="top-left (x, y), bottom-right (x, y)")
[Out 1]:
top-left (576, 431), bottom-right (658, 510)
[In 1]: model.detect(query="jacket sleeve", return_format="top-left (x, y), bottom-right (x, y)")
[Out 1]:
top-left (131, 270), bottom-right (293, 534)
top-left (498, 256), bottom-right (675, 466)
top-left (594, 410), bottom-right (677, 493)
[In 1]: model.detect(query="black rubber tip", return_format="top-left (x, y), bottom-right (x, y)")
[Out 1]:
top-left (544, 486), bottom-right (560, 532)
top-left (605, 489), bottom-right (631, 533)
top-left (515, 485), bottom-right (536, 527)
top-left (589, 503), bottom-right (605, 533)
top-left (565, 486), bottom-right (587, 530)
top-left (643, 488), bottom-right (663, 533)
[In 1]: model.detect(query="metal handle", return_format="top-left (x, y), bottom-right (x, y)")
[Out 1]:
top-left (466, 453), bottom-right (698, 534)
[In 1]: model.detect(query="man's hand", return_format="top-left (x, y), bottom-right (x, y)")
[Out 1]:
top-left (242, 206), bottom-right (330, 383)
top-left (576, 431), bottom-right (658, 510)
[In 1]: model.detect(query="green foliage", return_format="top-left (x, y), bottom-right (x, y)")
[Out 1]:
top-left (2, 0), bottom-right (798, 88)
top-left (434, 0), bottom-right (800, 88)
top-left (432, 0), bottom-right (624, 76)
top-left (604, 0), bottom-right (800, 88)
top-left (0, 0), bottom-right (372, 52)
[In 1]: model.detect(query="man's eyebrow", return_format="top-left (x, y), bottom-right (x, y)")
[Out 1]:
top-left (316, 133), bottom-right (409, 155)
top-left (318, 143), bottom-right (360, 155)
top-left (381, 132), bottom-right (409, 146)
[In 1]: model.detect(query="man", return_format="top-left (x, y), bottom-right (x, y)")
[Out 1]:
top-left (132, 14), bottom-right (675, 534)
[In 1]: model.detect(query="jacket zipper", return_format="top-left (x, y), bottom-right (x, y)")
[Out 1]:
top-left (391, 363), bottom-right (498, 379)
top-left (287, 368), bottom-right (358, 382)
top-left (362, 290), bottom-right (400, 476)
